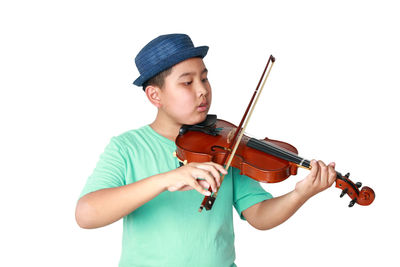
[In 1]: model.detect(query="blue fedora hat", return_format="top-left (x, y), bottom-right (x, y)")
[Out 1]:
top-left (133, 34), bottom-right (209, 87)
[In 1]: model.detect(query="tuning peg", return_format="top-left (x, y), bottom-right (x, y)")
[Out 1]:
top-left (340, 188), bottom-right (348, 198)
top-left (344, 172), bottom-right (350, 178)
top-left (348, 198), bottom-right (357, 207)
top-left (355, 182), bottom-right (362, 188)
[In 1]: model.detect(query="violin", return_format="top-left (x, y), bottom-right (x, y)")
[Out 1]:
top-left (174, 55), bottom-right (375, 211)
top-left (175, 115), bottom-right (375, 210)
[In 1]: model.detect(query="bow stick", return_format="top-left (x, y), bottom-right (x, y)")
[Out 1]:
top-left (199, 55), bottom-right (276, 212)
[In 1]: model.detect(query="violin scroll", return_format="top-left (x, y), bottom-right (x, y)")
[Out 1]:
top-left (335, 172), bottom-right (375, 207)
top-left (357, 186), bottom-right (375, 206)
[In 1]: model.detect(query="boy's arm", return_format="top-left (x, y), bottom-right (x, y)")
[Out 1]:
top-left (75, 162), bottom-right (226, 229)
top-left (242, 160), bottom-right (336, 230)
top-left (75, 173), bottom-right (166, 229)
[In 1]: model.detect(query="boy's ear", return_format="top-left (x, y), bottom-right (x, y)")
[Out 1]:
top-left (145, 85), bottom-right (162, 108)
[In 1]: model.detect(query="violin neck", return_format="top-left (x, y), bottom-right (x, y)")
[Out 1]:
top-left (247, 138), bottom-right (362, 193)
top-left (247, 138), bottom-right (311, 169)
top-left (248, 137), bottom-right (353, 180)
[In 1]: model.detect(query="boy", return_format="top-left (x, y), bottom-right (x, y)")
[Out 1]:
top-left (75, 33), bottom-right (336, 267)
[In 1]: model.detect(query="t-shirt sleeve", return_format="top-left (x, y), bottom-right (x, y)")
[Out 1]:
top-left (232, 167), bottom-right (273, 220)
top-left (79, 137), bottom-right (127, 198)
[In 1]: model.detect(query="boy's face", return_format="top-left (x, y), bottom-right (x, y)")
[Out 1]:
top-left (158, 57), bottom-right (211, 126)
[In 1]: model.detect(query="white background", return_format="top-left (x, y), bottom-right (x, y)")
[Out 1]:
top-left (1, 0), bottom-right (399, 266)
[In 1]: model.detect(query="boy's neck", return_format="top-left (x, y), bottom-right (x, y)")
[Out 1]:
top-left (149, 113), bottom-right (182, 142)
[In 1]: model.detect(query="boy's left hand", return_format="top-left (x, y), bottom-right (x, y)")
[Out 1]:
top-left (294, 160), bottom-right (336, 201)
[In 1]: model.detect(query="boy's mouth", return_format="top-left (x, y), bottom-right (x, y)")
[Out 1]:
top-left (197, 101), bottom-right (209, 112)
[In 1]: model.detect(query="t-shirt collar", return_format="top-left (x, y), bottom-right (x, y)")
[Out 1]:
top-left (145, 124), bottom-right (176, 148)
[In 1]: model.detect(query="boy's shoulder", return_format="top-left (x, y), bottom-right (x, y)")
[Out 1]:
top-left (117, 125), bottom-right (148, 138)
top-left (111, 124), bottom-right (174, 151)
top-left (112, 125), bottom-right (150, 147)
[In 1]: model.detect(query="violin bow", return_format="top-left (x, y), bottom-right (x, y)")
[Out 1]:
top-left (199, 55), bottom-right (276, 212)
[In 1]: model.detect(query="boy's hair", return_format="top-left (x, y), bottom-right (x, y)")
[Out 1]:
top-left (142, 67), bottom-right (173, 91)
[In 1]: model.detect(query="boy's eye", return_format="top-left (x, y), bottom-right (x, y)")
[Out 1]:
top-left (202, 77), bottom-right (209, 82)
top-left (183, 81), bottom-right (192, 86)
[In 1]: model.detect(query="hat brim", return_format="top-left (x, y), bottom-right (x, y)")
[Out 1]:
top-left (133, 46), bottom-right (209, 87)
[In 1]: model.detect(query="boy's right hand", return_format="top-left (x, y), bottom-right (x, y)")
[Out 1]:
top-left (165, 162), bottom-right (227, 196)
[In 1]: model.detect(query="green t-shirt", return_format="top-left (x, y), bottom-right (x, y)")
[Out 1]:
top-left (80, 125), bottom-right (272, 267)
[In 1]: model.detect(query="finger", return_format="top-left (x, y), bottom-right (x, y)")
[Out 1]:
top-left (189, 179), bottom-right (212, 196)
top-left (193, 169), bottom-right (218, 192)
top-left (327, 162), bottom-right (336, 186)
top-left (318, 160), bottom-right (327, 186)
top-left (203, 162), bottom-right (228, 187)
top-left (202, 161), bottom-right (227, 173)
top-left (213, 162), bottom-right (228, 175)
top-left (198, 180), bottom-right (211, 189)
top-left (196, 164), bottom-right (222, 187)
top-left (309, 159), bottom-right (319, 182)
top-left (177, 185), bottom-right (193, 191)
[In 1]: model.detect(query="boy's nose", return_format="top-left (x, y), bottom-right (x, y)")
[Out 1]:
top-left (197, 82), bottom-right (209, 97)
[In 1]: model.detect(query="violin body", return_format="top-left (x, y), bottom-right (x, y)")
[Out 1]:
top-left (176, 119), bottom-right (299, 183)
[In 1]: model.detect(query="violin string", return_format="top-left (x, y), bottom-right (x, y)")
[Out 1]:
top-left (259, 140), bottom-right (306, 164)
top-left (247, 138), bottom-right (310, 168)
top-left (247, 139), bottom-right (295, 161)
